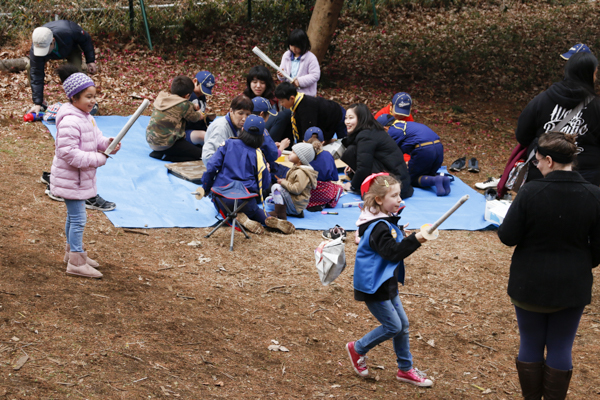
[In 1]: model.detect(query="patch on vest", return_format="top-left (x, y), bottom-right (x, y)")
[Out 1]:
top-left (390, 227), bottom-right (397, 239)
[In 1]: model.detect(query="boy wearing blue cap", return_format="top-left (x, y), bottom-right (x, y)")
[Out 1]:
top-left (252, 96), bottom-right (290, 184)
top-left (374, 92), bottom-right (415, 122)
top-left (185, 71), bottom-right (215, 146)
top-left (304, 127), bottom-right (344, 210)
top-left (202, 115), bottom-right (295, 235)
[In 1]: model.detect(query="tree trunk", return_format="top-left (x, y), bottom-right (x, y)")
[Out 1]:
top-left (307, 0), bottom-right (344, 63)
top-left (0, 57), bottom-right (29, 72)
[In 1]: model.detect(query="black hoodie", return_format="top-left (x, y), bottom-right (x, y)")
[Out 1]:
top-left (515, 80), bottom-right (600, 181)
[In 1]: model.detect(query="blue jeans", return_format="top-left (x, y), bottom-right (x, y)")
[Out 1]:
top-left (515, 305), bottom-right (584, 370)
top-left (64, 199), bottom-right (87, 253)
top-left (354, 295), bottom-right (413, 371)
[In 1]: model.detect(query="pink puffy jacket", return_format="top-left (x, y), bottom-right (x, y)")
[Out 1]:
top-left (50, 103), bottom-right (110, 200)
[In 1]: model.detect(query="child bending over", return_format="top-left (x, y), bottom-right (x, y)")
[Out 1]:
top-left (270, 143), bottom-right (318, 219)
top-left (346, 173), bottom-right (433, 388)
top-left (146, 75), bottom-right (204, 162)
top-left (185, 70), bottom-right (216, 146)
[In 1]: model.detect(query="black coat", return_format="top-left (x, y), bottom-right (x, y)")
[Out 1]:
top-left (29, 20), bottom-right (96, 106)
top-left (515, 80), bottom-right (600, 183)
top-left (341, 128), bottom-right (413, 199)
top-left (294, 95), bottom-right (343, 141)
top-left (498, 170), bottom-right (600, 308)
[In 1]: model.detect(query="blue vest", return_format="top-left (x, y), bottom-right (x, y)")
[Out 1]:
top-left (388, 121), bottom-right (440, 154)
top-left (310, 150), bottom-right (338, 181)
top-left (353, 220), bottom-right (405, 294)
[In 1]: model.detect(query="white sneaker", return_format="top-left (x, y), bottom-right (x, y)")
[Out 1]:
top-left (475, 177), bottom-right (500, 190)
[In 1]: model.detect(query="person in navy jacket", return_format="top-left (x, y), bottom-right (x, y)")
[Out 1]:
top-left (29, 20), bottom-right (97, 114)
top-left (387, 119), bottom-right (449, 196)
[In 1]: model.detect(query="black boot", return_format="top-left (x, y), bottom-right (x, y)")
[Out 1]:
top-left (543, 365), bottom-right (572, 400)
top-left (515, 357), bottom-right (543, 400)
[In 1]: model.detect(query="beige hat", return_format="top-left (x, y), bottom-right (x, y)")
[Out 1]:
top-left (32, 27), bottom-right (53, 57)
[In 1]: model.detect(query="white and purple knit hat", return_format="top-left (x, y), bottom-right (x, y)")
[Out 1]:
top-left (63, 73), bottom-right (95, 98)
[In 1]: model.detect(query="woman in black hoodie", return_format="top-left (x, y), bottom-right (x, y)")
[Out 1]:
top-left (516, 52), bottom-right (600, 184)
top-left (341, 104), bottom-right (413, 198)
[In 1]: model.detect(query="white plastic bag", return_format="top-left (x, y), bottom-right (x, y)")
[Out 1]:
top-left (315, 237), bottom-right (346, 285)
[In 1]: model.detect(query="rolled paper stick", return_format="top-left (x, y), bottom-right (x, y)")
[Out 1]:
top-left (103, 98), bottom-right (150, 156)
top-left (427, 194), bottom-right (469, 234)
top-left (252, 46), bottom-right (293, 82)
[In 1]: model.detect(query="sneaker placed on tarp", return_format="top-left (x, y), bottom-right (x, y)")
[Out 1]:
top-left (475, 176), bottom-right (500, 190)
top-left (85, 195), bottom-right (116, 211)
top-left (45, 184), bottom-right (64, 202)
top-left (468, 157), bottom-right (480, 173)
top-left (322, 225), bottom-right (346, 241)
top-left (396, 368), bottom-right (433, 387)
top-left (449, 157), bottom-right (466, 172)
top-left (41, 171), bottom-right (51, 184)
top-left (346, 341), bottom-right (369, 377)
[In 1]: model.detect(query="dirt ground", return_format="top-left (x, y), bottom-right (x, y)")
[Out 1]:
top-left (2, 43), bottom-right (600, 400)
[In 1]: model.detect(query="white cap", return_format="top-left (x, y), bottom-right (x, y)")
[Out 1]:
top-left (32, 27), bottom-right (53, 57)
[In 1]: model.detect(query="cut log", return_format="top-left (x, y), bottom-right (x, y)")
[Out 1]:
top-left (0, 57), bottom-right (29, 72)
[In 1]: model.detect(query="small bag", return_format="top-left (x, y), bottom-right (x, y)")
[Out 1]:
top-left (315, 237), bottom-right (346, 285)
top-left (505, 149), bottom-right (535, 192)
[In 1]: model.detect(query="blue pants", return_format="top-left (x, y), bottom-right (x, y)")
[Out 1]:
top-left (214, 197), bottom-right (268, 225)
top-left (409, 142), bottom-right (444, 186)
top-left (355, 295), bottom-right (413, 371)
top-left (64, 199), bottom-right (87, 253)
top-left (515, 305), bottom-right (584, 370)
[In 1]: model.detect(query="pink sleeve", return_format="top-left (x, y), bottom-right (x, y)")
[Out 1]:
top-left (296, 52), bottom-right (321, 89)
top-left (279, 51), bottom-right (291, 82)
top-left (94, 119), bottom-right (111, 152)
top-left (56, 119), bottom-right (107, 169)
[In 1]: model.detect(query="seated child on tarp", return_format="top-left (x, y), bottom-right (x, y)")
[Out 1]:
top-left (185, 70), bottom-right (216, 146)
top-left (251, 96), bottom-right (290, 183)
top-left (201, 115), bottom-right (295, 235)
top-left (270, 143), bottom-right (318, 219)
top-left (146, 75), bottom-right (205, 162)
top-left (304, 127), bottom-right (343, 210)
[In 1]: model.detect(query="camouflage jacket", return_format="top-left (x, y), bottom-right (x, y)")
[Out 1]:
top-left (145, 91), bottom-right (203, 150)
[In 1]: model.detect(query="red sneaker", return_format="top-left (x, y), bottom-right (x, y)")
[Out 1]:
top-left (396, 368), bottom-right (433, 387)
top-left (346, 341), bottom-right (368, 377)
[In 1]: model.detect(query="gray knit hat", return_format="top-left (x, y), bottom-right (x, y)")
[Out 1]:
top-left (292, 143), bottom-right (315, 165)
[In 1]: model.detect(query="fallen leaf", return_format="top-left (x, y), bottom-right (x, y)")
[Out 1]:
top-left (12, 354), bottom-right (29, 370)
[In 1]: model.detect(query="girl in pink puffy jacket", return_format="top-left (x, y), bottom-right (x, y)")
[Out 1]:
top-left (50, 65), bottom-right (120, 279)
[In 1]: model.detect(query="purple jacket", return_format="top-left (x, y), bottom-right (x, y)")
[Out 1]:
top-left (279, 50), bottom-right (320, 97)
top-left (50, 103), bottom-right (111, 200)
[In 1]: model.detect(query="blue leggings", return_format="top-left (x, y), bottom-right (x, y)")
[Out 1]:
top-left (515, 305), bottom-right (584, 370)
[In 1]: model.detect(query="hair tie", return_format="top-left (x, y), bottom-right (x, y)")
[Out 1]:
top-left (384, 179), bottom-right (389, 187)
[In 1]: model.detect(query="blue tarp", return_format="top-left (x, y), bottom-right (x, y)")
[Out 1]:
top-left (44, 116), bottom-right (495, 231)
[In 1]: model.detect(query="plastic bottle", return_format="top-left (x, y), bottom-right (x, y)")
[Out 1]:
top-left (23, 112), bottom-right (45, 122)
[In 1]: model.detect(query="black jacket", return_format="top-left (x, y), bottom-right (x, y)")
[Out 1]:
top-left (341, 128), bottom-right (413, 198)
top-left (515, 80), bottom-right (600, 181)
top-left (498, 170), bottom-right (600, 308)
top-left (354, 216), bottom-right (421, 302)
top-left (29, 20), bottom-right (96, 106)
top-left (294, 95), bottom-right (342, 141)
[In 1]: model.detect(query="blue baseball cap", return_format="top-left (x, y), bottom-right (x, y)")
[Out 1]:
top-left (252, 97), bottom-right (278, 116)
top-left (304, 126), bottom-right (324, 142)
top-left (561, 44), bottom-right (591, 60)
top-left (391, 92), bottom-right (412, 116)
top-left (243, 115), bottom-right (265, 136)
top-left (376, 114), bottom-right (395, 127)
top-left (195, 71), bottom-right (215, 95)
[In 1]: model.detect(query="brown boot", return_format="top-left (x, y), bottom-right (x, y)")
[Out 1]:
top-left (543, 365), bottom-right (572, 400)
top-left (265, 216), bottom-right (295, 234)
top-left (515, 357), bottom-right (543, 400)
top-left (275, 204), bottom-right (287, 220)
top-left (64, 243), bottom-right (100, 268)
top-left (66, 252), bottom-right (102, 279)
top-left (236, 212), bottom-right (264, 234)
